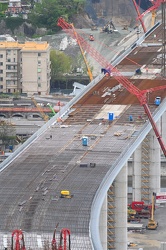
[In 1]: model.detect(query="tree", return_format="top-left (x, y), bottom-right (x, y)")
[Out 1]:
top-left (50, 49), bottom-right (73, 82)
top-left (29, 0), bottom-right (86, 31)
top-left (0, 121), bottom-right (16, 151)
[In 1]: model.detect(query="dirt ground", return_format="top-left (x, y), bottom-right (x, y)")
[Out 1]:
top-left (128, 203), bottom-right (166, 250)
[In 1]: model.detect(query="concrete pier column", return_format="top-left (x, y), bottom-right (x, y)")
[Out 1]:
top-left (132, 144), bottom-right (142, 201)
top-left (99, 195), bottom-right (107, 250)
top-left (161, 112), bottom-right (166, 147)
top-left (114, 163), bottom-right (127, 250)
top-left (149, 121), bottom-right (160, 194)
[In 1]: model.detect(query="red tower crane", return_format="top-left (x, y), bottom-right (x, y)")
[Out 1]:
top-left (11, 229), bottom-right (26, 250)
top-left (57, 17), bottom-right (166, 156)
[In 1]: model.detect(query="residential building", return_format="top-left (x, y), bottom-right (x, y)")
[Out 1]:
top-left (0, 41), bottom-right (51, 96)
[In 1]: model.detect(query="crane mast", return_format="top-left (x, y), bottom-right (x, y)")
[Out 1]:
top-left (57, 17), bottom-right (166, 156)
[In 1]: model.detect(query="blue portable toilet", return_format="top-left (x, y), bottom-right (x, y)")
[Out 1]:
top-left (129, 115), bottom-right (133, 121)
top-left (108, 112), bottom-right (114, 121)
top-left (82, 136), bottom-right (88, 146)
top-left (154, 97), bottom-right (161, 106)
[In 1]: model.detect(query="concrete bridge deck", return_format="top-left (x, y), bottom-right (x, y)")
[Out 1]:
top-left (0, 22), bottom-right (165, 249)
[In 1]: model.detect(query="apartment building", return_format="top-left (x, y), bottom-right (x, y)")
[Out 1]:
top-left (0, 41), bottom-right (51, 96)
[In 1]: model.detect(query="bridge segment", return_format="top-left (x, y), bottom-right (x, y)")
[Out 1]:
top-left (0, 22), bottom-right (165, 249)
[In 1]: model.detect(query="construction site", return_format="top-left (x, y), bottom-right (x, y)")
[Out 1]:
top-left (0, 0), bottom-right (166, 249)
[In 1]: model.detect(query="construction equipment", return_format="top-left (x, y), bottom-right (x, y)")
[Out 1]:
top-left (11, 229), bottom-right (26, 250)
top-left (66, 22), bottom-right (93, 82)
top-left (47, 103), bottom-right (57, 116)
top-left (57, 17), bottom-right (166, 157)
top-left (132, 0), bottom-right (147, 32)
top-left (31, 96), bottom-right (49, 121)
top-left (52, 223), bottom-right (59, 250)
top-left (135, 0), bottom-right (162, 30)
top-left (128, 201), bottom-right (151, 218)
top-left (60, 190), bottom-right (73, 199)
top-left (147, 193), bottom-right (158, 229)
top-left (91, 25), bottom-right (98, 31)
top-left (89, 34), bottom-right (94, 41)
top-left (52, 225), bottom-right (71, 250)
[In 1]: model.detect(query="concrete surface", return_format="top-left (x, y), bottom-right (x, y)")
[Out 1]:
top-left (128, 203), bottom-right (166, 250)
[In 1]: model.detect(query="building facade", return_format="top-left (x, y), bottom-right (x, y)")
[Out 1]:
top-left (0, 41), bottom-right (51, 96)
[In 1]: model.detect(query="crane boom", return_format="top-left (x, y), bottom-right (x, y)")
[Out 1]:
top-left (71, 24), bottom-right (93, 81)
top-left (31, 97), bottom-right (49, 121)
top-left (57, 17), bottom-right (166, 156)
top-left (132, 0), bottom-right (147, 32)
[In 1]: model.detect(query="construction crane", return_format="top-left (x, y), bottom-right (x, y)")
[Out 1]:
top-left (57, 17), bottom-right (166, 156)
top-left (132, 0), bottom-right (147, 32)
top-left (147, 192), bottom-right (158, 229)
top-left (11, 229), bottom-right (26, 250)
top-left (31, 96), bottom-right (49, 122)
top-left (52, 225), bottom-right (71, 250)
top-left (68, 23), bottom-right (93, 82)
top-left (136, 0), bottom-right (162, 29)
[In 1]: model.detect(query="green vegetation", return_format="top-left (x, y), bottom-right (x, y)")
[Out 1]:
top-left (50, 49), bottom-right (73, 81)
top-left (4, 17), bottom-right (25, 33)
top-left (29, 0), bottom-right (86, 31)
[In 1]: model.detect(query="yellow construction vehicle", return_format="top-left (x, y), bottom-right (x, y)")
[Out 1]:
top-left (60, 190), bottom-right (73, 199)
top-left (31, 96), bottom-right (49, 122)
top-left (147, 193), bottom-right (158, 230)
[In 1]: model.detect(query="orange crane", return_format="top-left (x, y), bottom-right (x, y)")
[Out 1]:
top-left (31, 96), bottom-right (49, 122)
top-left (69, 23), bottom-right (93, 82)
top-left (57, 17), bottom-right (166, 156)
top-left (11, 229), bottom-right (26, 250)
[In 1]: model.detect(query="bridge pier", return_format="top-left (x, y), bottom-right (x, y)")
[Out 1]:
top-left (132, 121), bottom-right (161, 203)
top-left (114, 163), bottom-right (128, 250)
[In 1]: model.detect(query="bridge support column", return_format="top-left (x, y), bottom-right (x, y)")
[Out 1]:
top-left (149, 123), bottom-right (160, 195)
top-left (132, 122), bottom-right (161, 203)
top-left (99, 196), bottom-right (107, 249)
top-left (114, 163), bottom-right (127, 250)
top-left (132, 144), bottom-right (142, 201)
top-left (161, 112), bottom-right (166, 146)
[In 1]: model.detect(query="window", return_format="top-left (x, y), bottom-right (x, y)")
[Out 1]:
top-left (0, 62), bottom-right (3, 66)
top-left (0, 77), bottom-right (3, 81)
top-left (38, 68), bottom-right (41, 73)
top-left (38, 60), bottom-right (41, 65)
top-left (38, 53), bottom-right (41, 56)
top-left (7, 59), bottom-right (11, 62)
top-left (0, 55), bottom-right (3, 58)
top-left (7, 89), bottom-right (11, 93)
top-left (7, 66), bottom-right (11, 70)
top-left (38, 83), bottom-right (41, 87)
top-left (38, 76), bottom-right (41, 80)
top-left (0, 85), bottom-right (3, 89)
top-left (0, 70), bottom-right (3, 73)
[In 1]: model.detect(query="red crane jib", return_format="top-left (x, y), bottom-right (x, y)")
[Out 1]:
top-left (57, 17), bottom-right (166, 156)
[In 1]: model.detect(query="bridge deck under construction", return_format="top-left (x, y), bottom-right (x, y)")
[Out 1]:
top-left (0, 23), bottom-right (165, 249)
